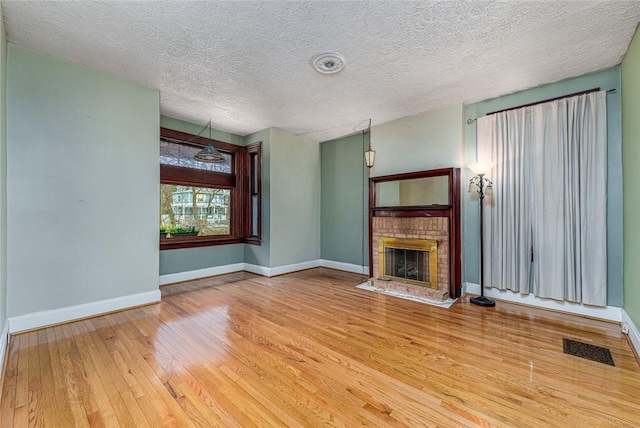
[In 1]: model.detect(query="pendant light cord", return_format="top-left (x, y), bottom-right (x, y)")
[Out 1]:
top-left (361, 126), bottom-right (367, 283)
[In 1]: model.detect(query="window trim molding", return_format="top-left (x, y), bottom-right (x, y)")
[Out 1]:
top-left (159, 127), bottom-right (261, 250)
top-left (244, 141), bottom-right (262, 245)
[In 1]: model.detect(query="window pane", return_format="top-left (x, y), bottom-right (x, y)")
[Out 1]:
top-left (160, 139), bottom-right (232, 173)
top-left (252, 195), bottom-right (259, 236)
top-left (251, 152), bottom-right (258, 193)
top-left (160, 185), bottom-right (231, 237)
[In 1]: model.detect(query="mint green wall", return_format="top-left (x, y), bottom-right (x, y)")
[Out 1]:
top-left (6, 45), bottom-right (160, 317)
top-left (465, 67), bottom-right (623, 306)
top-left (160, 245), bottom-right (243, 273)
top-left (371, 105), bottom-right (465, 178)
top-left (269, 128), bottom-right (320, 267)
top-left (243, 128), bottom-right (270, 267)
top-left (159, 115), bottom-right (245, 274)
top-left (321, 133), bottom-right (369, 266)
top-left (160, 115), bottom-right (245, 146)
top-left (622, 29), bottom-right (640, 326)
top-left (320, 105), bottom-right (464, 267)
top-left (0, 3), bottom-right (7, 332)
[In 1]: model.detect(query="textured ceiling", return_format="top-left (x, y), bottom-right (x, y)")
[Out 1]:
top-left (3, 1), bottom-right (640, 142)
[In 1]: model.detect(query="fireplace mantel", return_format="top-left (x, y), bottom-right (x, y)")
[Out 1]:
top-left (369, 167), bottom-right (461, 298)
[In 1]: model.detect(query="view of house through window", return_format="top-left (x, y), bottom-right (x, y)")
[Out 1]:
top-left (159, 127), bottom-right (262, 249)
top-left (160, 185), bottom-right (231, 237)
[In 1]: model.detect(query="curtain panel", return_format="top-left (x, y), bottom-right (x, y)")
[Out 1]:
top-left (477, 91), bottom-right (607, 306)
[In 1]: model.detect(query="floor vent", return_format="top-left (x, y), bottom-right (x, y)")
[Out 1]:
top-left (563, 338), bottom-right (614, 366)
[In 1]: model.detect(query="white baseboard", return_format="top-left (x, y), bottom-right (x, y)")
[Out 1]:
top-left (8, 290), bottom-right (161, 334)
top-left (244, 260), bottom-right (321, 277)
top-left (161, 259), bottom-right (368, 284)
top-left (319, 259), bottom-right (370, 275)
top-left (0, 320), bottom-right (8, 380)
top-left (464, 282), bottom-right (622, 322)
top-left (242, 263), bottom-right (272, 276)
top-left (622, 309), bottom-right (640, 357)
top-left (159, 263), bottom-right (245, 285)
top-left (268, 260), bottom-right (320, 276)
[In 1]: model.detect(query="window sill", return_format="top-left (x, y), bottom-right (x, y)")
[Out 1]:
top-left (244, 237), bottom-right (262, 246)
top-left (160, 236), bottom-right (262, 250)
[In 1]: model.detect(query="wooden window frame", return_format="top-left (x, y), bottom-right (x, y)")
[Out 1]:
top-left (244, 142), bottom-right (262, 245)
top-left (160, 127), bottom-right (262, 250)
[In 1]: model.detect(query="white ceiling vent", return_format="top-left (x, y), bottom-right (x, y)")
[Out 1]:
top-left (310, 53), bottom-right (345, 75)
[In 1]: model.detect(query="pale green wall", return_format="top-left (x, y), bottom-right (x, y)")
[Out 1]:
top-left (243, 128), bottom-right (270, 267)
top-left (320, 133), bottom-right (368, 266)
top-left (0, 3), bottom-right (7, 332)
top-left (269, 128), bottom-right (320, 267)
top-left (320, 105), bottom-right (464, 267)
top-left (622, 28), bottom-right (640, 326)
top-left (465, 67), bottom-right (623, 306)
top-left (6, 45), bottom-right (160, 317)
top-left (160, 245), bottom-right (243, 273)
top-left (159, 115), bottom-right (245, 274)
top-left (160, 115), bottom-right (245, 146)
top-left (371, 104), bottom-right (465, 177)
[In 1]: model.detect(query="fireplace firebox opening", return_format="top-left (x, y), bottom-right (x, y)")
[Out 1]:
top-left (379, 237), bottom-right (438, 289)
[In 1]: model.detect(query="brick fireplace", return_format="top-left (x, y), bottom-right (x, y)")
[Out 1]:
top-left (369, 167), bottom-right (462, 300)
top-left (371, 217), bottom-right (450, 301)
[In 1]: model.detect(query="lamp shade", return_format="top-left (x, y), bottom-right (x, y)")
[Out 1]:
top-left (195, 145), bottom-right (226, 163)
top-left (485, 183), bottom-right (493, 196)
top-left (364, 149), bottom-right (376, 168)
top-left (467, 162), bottom-right (494, 176)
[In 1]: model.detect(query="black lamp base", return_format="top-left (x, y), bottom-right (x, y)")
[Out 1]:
top-left (470, 295), bottom-right (495, 307)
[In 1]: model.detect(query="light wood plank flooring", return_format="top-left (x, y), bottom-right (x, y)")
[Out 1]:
top-left (1, 268), bottom-right (639, 427)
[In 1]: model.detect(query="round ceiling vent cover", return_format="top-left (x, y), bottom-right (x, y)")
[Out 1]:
top-left (310, 53), bottom-right (346, 75)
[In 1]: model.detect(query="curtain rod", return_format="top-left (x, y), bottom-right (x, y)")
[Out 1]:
top-left (466, 87), bottom-right (616, 124)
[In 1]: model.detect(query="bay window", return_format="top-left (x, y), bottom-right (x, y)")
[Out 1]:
top-left (160, 127), bottom-right (261, 249)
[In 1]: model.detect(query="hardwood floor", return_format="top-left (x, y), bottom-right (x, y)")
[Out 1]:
top-left (1, 268), bottom-right (639, 427)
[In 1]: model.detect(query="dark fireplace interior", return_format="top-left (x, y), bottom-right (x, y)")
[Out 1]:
top-left (384, 247), bottom-right (430, 283)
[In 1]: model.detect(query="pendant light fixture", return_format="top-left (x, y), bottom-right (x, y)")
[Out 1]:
top-left (194, 120), bottom-right (226, 163)
top-left (363, 119), bottom-right (375, 168)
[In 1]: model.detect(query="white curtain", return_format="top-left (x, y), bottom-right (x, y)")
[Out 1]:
top-left (477, 91), bottom-right (607, 306)
top-left (478, 110), bottom-right (532, 294)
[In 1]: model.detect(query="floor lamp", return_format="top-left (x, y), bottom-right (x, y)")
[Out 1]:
top-left (468, 163), bottom-right (495, 307)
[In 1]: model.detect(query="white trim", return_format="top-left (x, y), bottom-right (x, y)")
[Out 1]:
top-left (622, 309), bottom-right (640, 357)
top-left (0, 320), bottom-right (8, 380)
top-left (159, 259), bottom-right (370, 285)
top-left (8, 290), bottom-right (161, 333)
top-left (320, 259), bottom-right (370, 275)
top-left (159, 263), bottom-right (244, 285)
top-left (242, 263), bottom-right (272, 276)
top-left (245, 260), bottom-right (322, 277)
top-left (268, 260), bottom-right (320, 276)
top-left (464, 282), bottom-right (622, 322)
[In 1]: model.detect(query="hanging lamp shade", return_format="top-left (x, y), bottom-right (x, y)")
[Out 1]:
top-left (194, 144), bottom-right (226, 163)
top-left (193, 120), bottom-right (226, 163)
top-left (364, 148), bottom-right (376, 168)
top-left (363, 118), bottom-right (375, 168)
